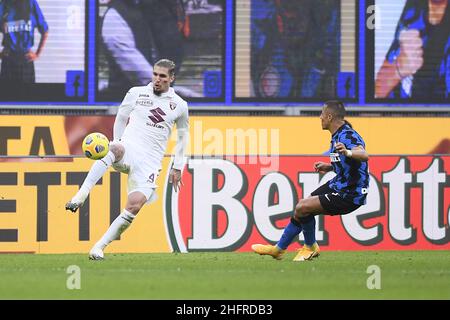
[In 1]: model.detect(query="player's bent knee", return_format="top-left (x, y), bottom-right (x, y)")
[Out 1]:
top-left (109, 143), bottom-right (125, 161)
top-left (125, 200), bottom-right (145, 215)
top-left (126, 191), bottom-right (148, 215)
top-left (125, 204), bottom-right (142, 215)
top-left (295, 201), bottom-right (311, 218)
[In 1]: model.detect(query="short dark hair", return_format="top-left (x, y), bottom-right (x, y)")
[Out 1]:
top-left (324, 100), bottom-right (346, 120)
top-left (154, 59), bottom-right (176, 77)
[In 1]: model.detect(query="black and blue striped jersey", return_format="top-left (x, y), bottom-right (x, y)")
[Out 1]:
top-left (328, 123), bottom-right (369, 205)
top-left (0, 0), bottom-right (48, 54)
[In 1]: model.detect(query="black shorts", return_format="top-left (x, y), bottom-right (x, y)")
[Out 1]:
top-left (0, 54), bottom-right (35, 83)
top-left (311, 183), bottom-right (361, 215)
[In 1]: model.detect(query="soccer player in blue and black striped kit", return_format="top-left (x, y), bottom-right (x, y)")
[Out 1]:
top-left (252, 100), bottom-right (370, 261)
top-left (0, 0), bottom-right (49, 84)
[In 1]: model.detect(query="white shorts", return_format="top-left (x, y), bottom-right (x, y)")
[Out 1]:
top-left (111, 140), bottom-right (159, 204)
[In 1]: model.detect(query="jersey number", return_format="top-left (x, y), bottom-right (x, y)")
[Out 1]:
top-left (148, 107), bottom-right (166, 124)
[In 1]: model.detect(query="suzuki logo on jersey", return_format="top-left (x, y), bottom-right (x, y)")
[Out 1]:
top-left (148, 107), bottom-right (166, 124)
top-left (330, 152), bottom-right (341, 162)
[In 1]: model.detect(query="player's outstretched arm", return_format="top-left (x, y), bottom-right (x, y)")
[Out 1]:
top-left (335, 143), bottom-right (369, 162)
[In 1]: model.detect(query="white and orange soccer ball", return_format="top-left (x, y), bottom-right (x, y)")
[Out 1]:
top-left (81, 132), bottom-right (109, 160)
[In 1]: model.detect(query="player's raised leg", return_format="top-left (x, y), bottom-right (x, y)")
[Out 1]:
top-left (65, 143), bottom-right (124, 212)
top-left (89, 191), bottom-right (147, 260)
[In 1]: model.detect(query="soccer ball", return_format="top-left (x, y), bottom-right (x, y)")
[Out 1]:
top-left (82, 132), bottom-right (109, 160)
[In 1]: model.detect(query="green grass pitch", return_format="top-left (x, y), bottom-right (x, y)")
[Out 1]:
top-left (0, 251), bottom-right (449, 299)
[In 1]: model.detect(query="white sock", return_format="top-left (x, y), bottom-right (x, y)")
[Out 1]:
top-left (72, 151), bottom-right (116, 203)
top-left (94, 209), bottom-right (136, 250)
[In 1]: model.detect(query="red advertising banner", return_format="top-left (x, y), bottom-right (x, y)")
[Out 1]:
top-left (166, 155), bottom-right (450, 252)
